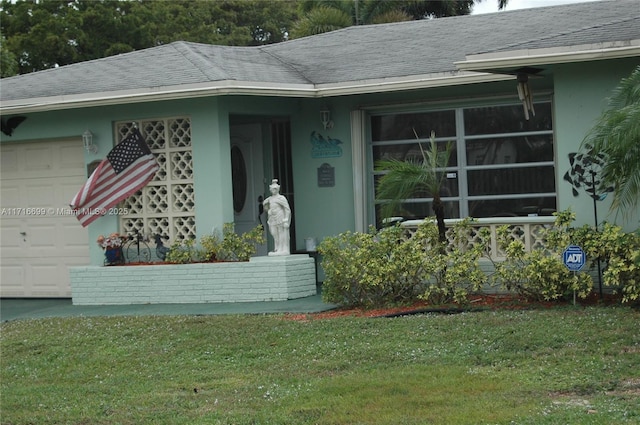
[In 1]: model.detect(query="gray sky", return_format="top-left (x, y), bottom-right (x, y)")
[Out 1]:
top-left (472, 0), bottom-right (603, 15)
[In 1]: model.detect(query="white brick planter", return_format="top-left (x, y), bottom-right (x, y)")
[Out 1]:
top-left (70, 254), bottom-right (317, 305)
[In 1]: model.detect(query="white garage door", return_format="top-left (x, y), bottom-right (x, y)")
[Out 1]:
top-left (1, 139), bottom-right (89, 297)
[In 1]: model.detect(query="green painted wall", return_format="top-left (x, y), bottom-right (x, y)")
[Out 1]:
top-left (0, 98), bottom-right (251, 263)
top-left (221, 96), bottom-right (360, 252)
top-left (289, 99), bottom-right (355, 250)
top-left (289, 79), bottom-right (548, 250)
top-left (553, 59), bottom-right (640, 232)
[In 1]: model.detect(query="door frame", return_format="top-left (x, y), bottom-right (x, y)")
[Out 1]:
top-left (229, 116), bottom-right (295, 255)
top-left (230, 122), bottom-right (268, 256)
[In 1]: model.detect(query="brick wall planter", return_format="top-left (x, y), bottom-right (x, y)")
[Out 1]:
top-left (70, 254), bottom-right (317, 305)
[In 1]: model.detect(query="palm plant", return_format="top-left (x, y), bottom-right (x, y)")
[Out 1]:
top-left (375, 130), bottom-right (453, 242)
top-left (290, 0), bottom-right (480, 39)
top-left (290, 4), bottom-right (353, 38)
top-left (581, 65), bottom-right (640, 215)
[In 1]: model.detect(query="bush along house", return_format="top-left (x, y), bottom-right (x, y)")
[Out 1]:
top-left (1, 0), bottom-right (638, 300)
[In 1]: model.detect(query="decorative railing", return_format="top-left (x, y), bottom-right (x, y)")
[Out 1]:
top-left (401, 216), bottom-right (556, 261)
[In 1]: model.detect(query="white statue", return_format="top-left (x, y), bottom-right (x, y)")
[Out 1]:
top-left (263, 179), bottom-right (291, 256)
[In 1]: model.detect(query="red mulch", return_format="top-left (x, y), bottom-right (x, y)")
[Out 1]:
top-left (113, 260), bottom-right (234, 266)
top-left (284, 293), bottom-right (624, 321)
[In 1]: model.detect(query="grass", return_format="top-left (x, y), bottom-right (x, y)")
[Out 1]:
top-left (1, 307), bottom-right (639, 424)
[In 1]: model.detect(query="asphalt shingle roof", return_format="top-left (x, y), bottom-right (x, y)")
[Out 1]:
top-left (1, 0), bottom-right (638, 104)
top-left (261, 0), bottom-right (639, 84)
top-left (1, 42), bottom-right (309, 101)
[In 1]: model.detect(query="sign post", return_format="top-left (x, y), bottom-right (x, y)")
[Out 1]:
top-left (563, 245), bottom-right (586, 305)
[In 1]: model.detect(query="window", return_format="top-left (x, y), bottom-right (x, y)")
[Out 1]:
top-left (117, 117), bottom-right (195, 242)
top-left (371, 101), bottom-right (555, 224)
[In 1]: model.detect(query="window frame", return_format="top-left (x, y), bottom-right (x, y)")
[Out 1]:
top-left (368, 97), bottom-right (556, 224)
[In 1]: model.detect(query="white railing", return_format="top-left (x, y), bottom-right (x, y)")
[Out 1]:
top-left (401, 216), bottom-right (556, 261)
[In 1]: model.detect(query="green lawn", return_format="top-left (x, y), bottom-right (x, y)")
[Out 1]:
top-left (1, 307), bottom-right (639, 424)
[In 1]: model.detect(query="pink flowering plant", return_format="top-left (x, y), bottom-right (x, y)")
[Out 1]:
top-left (96, 233), bottom-right (124, 250)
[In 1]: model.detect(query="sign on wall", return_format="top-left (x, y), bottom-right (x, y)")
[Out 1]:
top-left (310, 131), bottom-right (342, 158)
top-left (317, 163), bottom-right (335, 187)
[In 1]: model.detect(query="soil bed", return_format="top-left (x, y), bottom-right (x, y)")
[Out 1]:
top-left (285, 293), bottom-right (624, 321)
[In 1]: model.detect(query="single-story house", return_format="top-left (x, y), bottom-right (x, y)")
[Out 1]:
top-left (1, 0), bottom-right (639, 298)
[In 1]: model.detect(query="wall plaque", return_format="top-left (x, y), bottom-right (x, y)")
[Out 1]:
top-left (317, 163), bottom-right (335, 187)
top-left (310, 131), bottom-right (343, 158)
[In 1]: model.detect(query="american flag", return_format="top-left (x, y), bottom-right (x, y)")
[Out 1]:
top-left (70, 129), bottom-right (159, 227)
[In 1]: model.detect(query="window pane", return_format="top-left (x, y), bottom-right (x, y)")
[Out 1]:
top-left (467, 166), bottom-right (555, 196)
top-left (468, 197), bottom-right (556, 218)
top-left (370, 101), bottom-right (557, 226)
top-left (372, 110), bottom-right (456, 141)
top-left (466, 135), bottom-right (553, 165)
top-left (464, 103), bottom-right (552, 135)
top-left (373, 141), bottom-right (458, 166)
top-left (374, 173), bottom-right (459, 198)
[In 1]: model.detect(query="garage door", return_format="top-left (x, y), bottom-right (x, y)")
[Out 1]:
top-left (1, 139), bottom-right (89, 297)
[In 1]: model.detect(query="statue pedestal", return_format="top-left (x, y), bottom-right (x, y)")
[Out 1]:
top-left (247, 254), bottom-right (317, 299)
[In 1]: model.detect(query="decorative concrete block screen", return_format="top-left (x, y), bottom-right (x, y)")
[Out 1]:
top-left (70, 255), bottom-right (317, 305)
top-left (116, 118), bottom-right (196, 242)
top-left (402, 216), bottom-right (555, 261)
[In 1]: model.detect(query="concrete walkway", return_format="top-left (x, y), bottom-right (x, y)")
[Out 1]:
top-left (1, 294), bottom-right (336, 322)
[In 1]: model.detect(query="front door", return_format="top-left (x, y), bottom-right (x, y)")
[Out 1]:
top-left (230, 124), bottom-right (268, 256)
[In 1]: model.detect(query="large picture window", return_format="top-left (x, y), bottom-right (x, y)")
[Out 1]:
top-left (371, 101), bottom-right (555, 224)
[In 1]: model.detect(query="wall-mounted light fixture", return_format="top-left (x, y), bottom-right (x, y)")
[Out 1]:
top-left (320, 107), bottom-right (333, 130)
top-left (82, 130), bottom-right (98, 154)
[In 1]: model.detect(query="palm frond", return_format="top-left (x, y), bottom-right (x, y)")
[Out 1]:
top-left (582, 66), bottom-right (640, 214)
top-left (375, 130), bottom-right (453, 220)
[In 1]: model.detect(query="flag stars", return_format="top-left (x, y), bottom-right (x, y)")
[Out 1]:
top-left (108, 133), bottom-right (152, 174)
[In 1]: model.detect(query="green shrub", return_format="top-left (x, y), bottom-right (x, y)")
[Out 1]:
top-left (167, 223), bottom-right (265, 263)
top-left (199, 233), bottom-right (221, 262)
top-left (550, 211), bottom-right (640, 304)
top-left (199, 223), bottom-right (265, 261)
top-left (491, 210), bottom-right (593, 302)
top-left (603, 230), bottom-right (640, 304)
top-left (215, 223), bottom-right (265, 262)
top-left (418, 218), bottom-right (490, 306)
top-left (492, 232), bottom-right (593, 301)
top-left (319, 219), bottom-right (489, 308)
top-left (165, 238), bottom-right (197, 264)
top-left (319, 225), bottom-right (425, 308)
top-left (551, 211), bottom-right (640, 303)
top-left (320, 209), bottom-right (639, 308)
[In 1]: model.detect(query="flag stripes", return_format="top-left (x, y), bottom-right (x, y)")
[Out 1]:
top-left (70, 129), bottom-right (159, 227)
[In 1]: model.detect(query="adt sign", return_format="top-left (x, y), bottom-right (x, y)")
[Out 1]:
top-left (563, 245), bottom-right (586, 272)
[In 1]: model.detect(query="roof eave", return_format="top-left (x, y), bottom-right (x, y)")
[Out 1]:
top-left (315, 72), bottom-right (512, 96)
top-left (0, 72), bottom-right (511, 114)
top-left (0, 81), bottom-right (317, 115)
top-left (455, 41), bottom-right (640, 73)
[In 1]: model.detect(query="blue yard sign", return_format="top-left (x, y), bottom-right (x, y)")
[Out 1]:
top-left (563, 245), bottom-right (586, 272)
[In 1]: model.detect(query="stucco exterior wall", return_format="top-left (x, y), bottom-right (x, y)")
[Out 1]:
top-left (289, 99), bottom-right (356, 250)
top-left (553, 59), bottom-right (640, 232)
